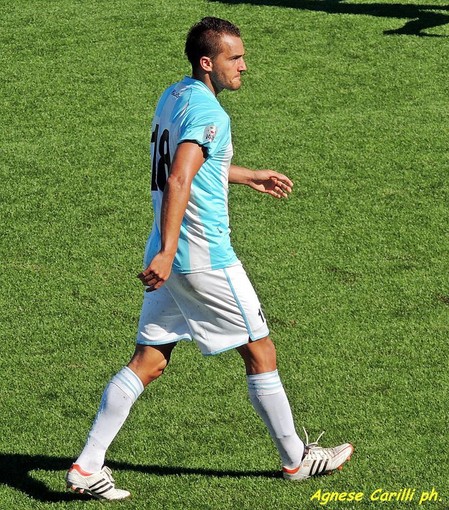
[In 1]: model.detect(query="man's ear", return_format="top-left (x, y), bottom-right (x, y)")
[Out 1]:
top-left (199, 56), bottom-right (213, 72)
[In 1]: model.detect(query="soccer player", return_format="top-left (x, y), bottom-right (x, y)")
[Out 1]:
top-left (65, 17), bottom-right (353, 500)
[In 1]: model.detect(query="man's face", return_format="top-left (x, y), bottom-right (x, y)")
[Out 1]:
top-left (210, 34), bottom-right (247, 93)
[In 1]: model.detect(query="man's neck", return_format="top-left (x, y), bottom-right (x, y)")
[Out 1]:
top-left (191, 71), bottom-right (220, 96)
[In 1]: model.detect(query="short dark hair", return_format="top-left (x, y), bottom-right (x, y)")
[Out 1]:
top-left (185, 17), bottom-right (241, 69)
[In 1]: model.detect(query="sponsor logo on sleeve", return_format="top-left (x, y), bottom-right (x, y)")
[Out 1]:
top-left (204, 125), bottom-right (218, 143)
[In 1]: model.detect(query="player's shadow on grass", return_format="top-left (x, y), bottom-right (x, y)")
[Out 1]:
top-left (210, 0), bottom-right (449, 37)
top-left (0, 453), bottom-right (280, 503)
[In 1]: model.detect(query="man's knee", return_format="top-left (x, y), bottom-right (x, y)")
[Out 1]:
top-left (127, 343), bottom-right (175, 386)
top-left (237, 336), bottom-right (277, 375)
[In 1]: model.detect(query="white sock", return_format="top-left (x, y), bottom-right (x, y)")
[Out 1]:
top-left (247, 370), bottom-right (304, 469)
top-left (75, 366), bottom-right (144, 473)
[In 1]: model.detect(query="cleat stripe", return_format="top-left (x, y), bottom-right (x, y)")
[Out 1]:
top-left (91, 481), bottom-right (113, 493)
top-left (96, 486), bottom-right (114, 494)
top-left (318, 460), bottom-right (326, 474)
top-left (90, 479), bottom-right (107, 489)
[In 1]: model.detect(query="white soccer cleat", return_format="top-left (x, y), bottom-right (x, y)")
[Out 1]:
top-left (283, 430), bottom-right (353, 481)
top-left (66, 464), bottom-right (131, 500)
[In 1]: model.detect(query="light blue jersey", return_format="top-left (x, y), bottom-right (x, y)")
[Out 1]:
top-left (144, 76), bottom-right (238, 274)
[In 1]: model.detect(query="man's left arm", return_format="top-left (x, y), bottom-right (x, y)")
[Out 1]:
top-left (228, 165), bottom-right (293, 199)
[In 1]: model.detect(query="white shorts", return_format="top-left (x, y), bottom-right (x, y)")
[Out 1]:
top-left (136, 263), bottom-right (269, 355)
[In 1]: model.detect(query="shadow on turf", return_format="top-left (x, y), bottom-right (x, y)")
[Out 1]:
top-left (209, 0), bottom-right (449, 37)
top-left (0, 453), bottom-right (280, 503)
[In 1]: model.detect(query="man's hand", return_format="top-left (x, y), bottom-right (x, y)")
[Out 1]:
top-left (137, 251), bottom-right (175, 292)
top-left (247, 170), bottom-right (293, 198)
top-left (229, 165), bottom-right (293, 198)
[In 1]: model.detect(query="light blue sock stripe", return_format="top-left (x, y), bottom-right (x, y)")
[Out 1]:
top-left (114, 367), bottom-right (144, 401)
top-left (115, 374), bottom-right (140, 400)
top-left (122, 366), bottom-right (144, 393)
top-left (248, 381), bottom-right (283, 390)
top-left (247, 370), bottom-right (283, 393)
top-left (248, 378), bottom-right (282, 386)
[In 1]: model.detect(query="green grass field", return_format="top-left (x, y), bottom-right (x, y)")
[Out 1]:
top-left (1, 0), bottom-right (448, 508)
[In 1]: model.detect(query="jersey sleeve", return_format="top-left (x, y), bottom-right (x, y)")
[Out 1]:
top-left (178, 102), bottom-right (230, 158)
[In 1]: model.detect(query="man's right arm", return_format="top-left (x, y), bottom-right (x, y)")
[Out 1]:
top-left (137, 141), bottom-right (206, 291)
